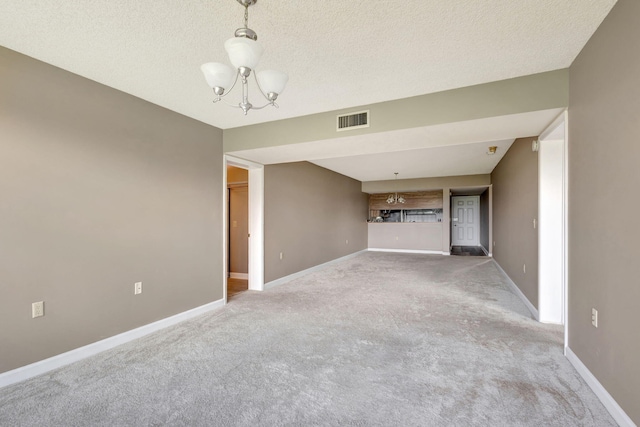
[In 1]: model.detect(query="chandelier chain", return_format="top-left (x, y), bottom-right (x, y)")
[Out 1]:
top-left (244, 5), bottom-right (249, 28)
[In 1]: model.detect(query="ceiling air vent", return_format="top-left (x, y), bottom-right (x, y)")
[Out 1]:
top-left (337, 110), bottom-right (369, 132)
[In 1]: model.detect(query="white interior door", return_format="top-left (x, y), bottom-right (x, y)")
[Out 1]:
top-left (451, 196), bottom-right (479, 246)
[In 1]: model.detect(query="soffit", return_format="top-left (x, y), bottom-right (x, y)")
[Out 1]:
top-left (227, 109), bottom-right (562, 181)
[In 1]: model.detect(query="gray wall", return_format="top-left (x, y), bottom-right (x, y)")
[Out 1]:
top-left (0, 47), bottom-right (224, 374)
top-left (568, 0), bottom-right (640, 422)
top-left (479, 188), bottom-right (490, 252)
top-left (264, 162), bottom-right (368, 283)
top-left (491, 137), bottom-right (539, 309)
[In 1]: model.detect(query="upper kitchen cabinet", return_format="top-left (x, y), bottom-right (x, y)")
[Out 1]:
top-left (369, 190), bottom-right (443, 211)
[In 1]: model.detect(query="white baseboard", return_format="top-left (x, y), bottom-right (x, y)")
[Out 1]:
top-left (480, 245), bottom-right (492, 257)
top-left (229, 272), bottom-right (248, 280)
top-left (0, 298), bottom-right (225, 389)
top-left (565, 347), bottom-right (636, 427)
top-left (493, 260), bottom-right (540, 320)
top-left (264, 250), bottom-right (367, 290)
top-left (368, 248), bottom-right (446, 255)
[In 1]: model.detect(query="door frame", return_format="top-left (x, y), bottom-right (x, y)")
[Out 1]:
top-left (225, 155), bottom-right (265, 294)
top-left (537, 111), bottom-right (569, 341)
top-left (451, 195), bottom-right (480, 246)
top-left (228, 184), bottom-right (249, 279)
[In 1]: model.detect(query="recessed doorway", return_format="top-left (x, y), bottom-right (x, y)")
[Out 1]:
top-left (537, 111), bottom-right (567, 328)
top-left (224, 155), bottom-right (265, 299)
top-left (227, 165), bottom-right (249, 299)
top-left (449, 186), bottom-right (492, 257)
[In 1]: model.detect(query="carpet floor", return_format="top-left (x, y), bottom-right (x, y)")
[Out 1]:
top-left (0, 252), bottom-right (616, 426)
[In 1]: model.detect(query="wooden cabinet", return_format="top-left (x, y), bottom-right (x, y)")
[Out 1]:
top-left (369, 190), bottom-right (443, 211)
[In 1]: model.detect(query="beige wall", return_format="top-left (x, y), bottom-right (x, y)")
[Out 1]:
top-left (0, 47), bottom-right (224, 373)
top-left (491, 137), bottom-right (539, 309)
top-left (568, 0), bottom-right (640, 422)
top-left (264, 162), bottom-right (368, 283)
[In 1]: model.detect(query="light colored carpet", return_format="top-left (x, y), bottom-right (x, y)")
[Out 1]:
top-left (0, 252), bottom-right (616, 426)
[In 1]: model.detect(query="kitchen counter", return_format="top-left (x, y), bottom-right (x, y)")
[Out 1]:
top-left (368, 222), bottom-right (444, 253)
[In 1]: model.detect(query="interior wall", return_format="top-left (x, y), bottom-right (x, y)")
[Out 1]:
top-left (479, 189), bottom-right (490, 251)
top-left (228, 186), bottom-right (249, 275)
top-left (264, 162), bottom-right (368, 283)
top-left (568, 0), bottom-right (640, 422)
top-left (491, 137), bottom-right (539, 309)
top-left (363, 174), bottom-right (490, 193)
top-left (0, 47), bottom-right (224, 374)
top-left (227, 166), bottom-right (249, 275)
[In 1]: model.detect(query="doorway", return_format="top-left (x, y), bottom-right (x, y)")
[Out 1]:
top-left (227, 166), bottom-right (249, 299)
top-left (537, 111), bottom-right (568, 330)
top-left (451, 196), bottom-right (480, 246)
top-left (224, 155), bottom-right (265, 297)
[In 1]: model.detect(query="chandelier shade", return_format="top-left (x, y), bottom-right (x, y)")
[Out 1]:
top-left (200, 62), bottom-right (235, 91)
top-left (224, 37), bottom-right (264, 70)
top-left (257, 70), bottom-right (289, 96)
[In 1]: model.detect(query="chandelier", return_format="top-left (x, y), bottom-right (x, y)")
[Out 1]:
top-left (387, 173), bottom-right (406, 204)
top-left (200, 0), bottom-right (288, 115)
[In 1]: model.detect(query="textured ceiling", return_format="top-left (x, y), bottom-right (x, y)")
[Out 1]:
top-left (0, 0), bottom-right (617, 131)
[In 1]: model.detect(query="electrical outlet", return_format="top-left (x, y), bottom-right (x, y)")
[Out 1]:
top-left (134, 282), bottom-right (143, 295)
top-left (32, 301), bottom-right (44, 318)
top-left (533, 218), bottom-right (537, 229)
top-left (592, 308), bottom-right (598, 328)
top-left (279, 252), bottom-right (283, 260)
top-left (493, 241), bottom-right (496, 247)
top-left (523, 264), bottom-right (526, 273)
top-left (345, 239), bottom-right (349, 245)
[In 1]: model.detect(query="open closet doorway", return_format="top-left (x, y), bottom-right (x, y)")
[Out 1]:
top-left (227, 165), bottom-right (249, 299)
